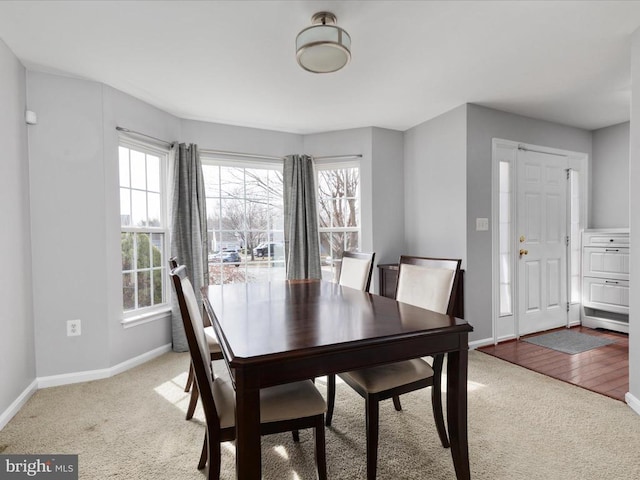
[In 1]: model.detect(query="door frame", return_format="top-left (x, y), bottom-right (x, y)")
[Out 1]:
top-left (491, 139), bottom-right (588, 344)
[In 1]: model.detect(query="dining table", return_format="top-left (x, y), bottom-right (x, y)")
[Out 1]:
top-left (202, 279), bottom-right (473, 479)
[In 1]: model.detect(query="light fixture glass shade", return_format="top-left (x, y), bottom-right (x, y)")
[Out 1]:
top-left (296, 16), bottom-right (351, 73)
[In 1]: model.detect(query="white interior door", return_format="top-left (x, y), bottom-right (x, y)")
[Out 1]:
top-left (516, 149), bottom-right (568, 336)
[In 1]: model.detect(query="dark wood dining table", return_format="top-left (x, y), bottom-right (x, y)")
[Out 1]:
top-left (202, 279), bottom-right (473, 480)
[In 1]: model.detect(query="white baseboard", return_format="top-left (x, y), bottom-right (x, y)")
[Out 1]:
top-left (0, 379), bottom-right (38, 431)
top-left (626, 392), bottom-right (640, 416)
top-left (469, 337), bottom-right (495, 349)
top-left (1, 344), bottom-right (172, 430)
top-left (38, 343), bottom-right (172, 388)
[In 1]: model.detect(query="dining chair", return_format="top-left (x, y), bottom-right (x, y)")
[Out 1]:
top-left (170, 263), bottom-right (328, 480)
top-left (337, 251), bottom-right (376, 291)
top-left (326, 255), bottom-right (462, 480)
top-left (169, 257), bottom-right (224, 421)
top-left (325, 251), bottom-right (375, 424)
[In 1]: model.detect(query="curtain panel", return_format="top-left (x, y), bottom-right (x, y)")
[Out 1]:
top-left (283, 154), bottom-right (322, 280)
top-left (169, 143), bottom-right (208, 352)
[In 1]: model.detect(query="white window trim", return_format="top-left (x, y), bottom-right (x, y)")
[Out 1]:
top-left (121, 306), bottom-right (172, 329)
top-left (119, 136), bottom-right (171, 322)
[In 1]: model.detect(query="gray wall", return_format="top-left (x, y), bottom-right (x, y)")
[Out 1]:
top-left (591, 122), bottom-right (630, 228)
top-left (466, 104), bottom-right (592, 342)
top-left (27, 72), bottom-right (111, 376)
top-left (26, 72), bottom-right (182, 375)
top-left (182, 119), bottom-right (302, 156)
top-left (0, 39), bottom-right (35, 418)
top-left (628, 28), bottom-right (640, 406)
top-left (371, 127), bottom-right (405, 267)
top-left (403, 105), bottom-right (467, 265)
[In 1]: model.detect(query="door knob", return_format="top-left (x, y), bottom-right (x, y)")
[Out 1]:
top-left (519, 235), bottom-right (526, 243)
top-left (519, 249), bottom-right (529, 256)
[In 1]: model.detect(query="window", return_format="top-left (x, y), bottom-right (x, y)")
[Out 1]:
top-left (119, 140), bottom-right (168, 317)
top-left (201, 158), bottom-right (284, 285)
top-left (316, 163), bottom-right (361, 281)
top-left (499, 160), bottom-right (512, 316)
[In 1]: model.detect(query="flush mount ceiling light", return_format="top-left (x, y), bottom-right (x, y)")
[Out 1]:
top-left (296, 12), bottom-right (351, 74)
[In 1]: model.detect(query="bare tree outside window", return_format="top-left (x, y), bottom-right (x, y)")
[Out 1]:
top-left (317, 165), bottom-right (361, 280)
top-left (202, 161), bottom-right (284, 285)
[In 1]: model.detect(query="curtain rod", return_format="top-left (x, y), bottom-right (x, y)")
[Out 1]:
top-left (116, 126), bottom-right (363, 161)
top-left (116, 126), bottom-right (172, 146)
top-left (518, 145), bottom-right (567, 158)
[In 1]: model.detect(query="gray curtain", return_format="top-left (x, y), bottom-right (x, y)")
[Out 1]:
top-left (283, 154), bottom-right (322, 280)
top-left (169, 143), bottom-right (208, 352)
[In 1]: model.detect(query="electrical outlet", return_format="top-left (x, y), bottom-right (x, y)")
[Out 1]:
top-left (67, 319), bottom-right (81, 337)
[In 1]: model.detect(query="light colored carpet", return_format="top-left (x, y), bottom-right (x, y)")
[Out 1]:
top-left (1, 351), bottom-right (639, 479)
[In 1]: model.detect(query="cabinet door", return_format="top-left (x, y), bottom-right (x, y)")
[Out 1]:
top-left (583, 233), bottom-right (629, 247)
top-left (582, 277), bottom-right (629, 314)
top-left (582, 247), bottom-right (629, 280)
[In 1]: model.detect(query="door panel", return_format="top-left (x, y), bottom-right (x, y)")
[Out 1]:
top-left (517, 150), bottom-right (568, 335)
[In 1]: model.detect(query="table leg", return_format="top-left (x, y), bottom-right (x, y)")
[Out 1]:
top-left (447, 346), bottom-right (470, 480)
top-left (235, 372), bottom-right (262, 479)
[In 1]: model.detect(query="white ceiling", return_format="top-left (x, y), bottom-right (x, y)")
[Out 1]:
top-left (1, 1), bottom-right (640, 134)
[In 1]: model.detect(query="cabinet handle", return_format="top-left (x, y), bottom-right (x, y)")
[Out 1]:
top-left (605, 248), bottom-right (620, 252)
top-left (605, 280), bottom-right (619, 284)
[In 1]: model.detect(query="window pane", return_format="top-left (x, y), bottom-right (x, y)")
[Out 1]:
top-left (245, 168), bottom-right (269, 198)
top-left (146, 155), bottom-right (160, 192)
top-left (317, 197), bottom-right (331, 228)
top-left (151, 233), bottom-right (164, 267)
top-left (131, 190), bottom-right (147, 227)
top-left (137, 233), bottom-right (151, 269)
top-left (332, 199), bottom-right (346, 227)
top-left (130, 150), bottom-right (146, 190)
top-left (122, 273), bottom-right (135, 311)
top-left (246, 200), bottom-right (268, 231)
top-left (203, 164), bottom-right (220, 197)
top-left (219, 166), bottom-right (244, 198)
top-left (119, 147), bottom-right (130, 187)
top-left (207, 199), bottom-right (221, 232)
top-left (270, 205), bottom-right (284, 231)
top-left (120, 188), bottom-right (131, 226)
top-left (345, 198), bottom-right (358, 227)
top-left (148, 192), bottom-right (161, 227)
top-left (346, 232), bottom-right (359, 252)
top-left (137, 271), bottom-right (151, 308)
top-left (152, 268), bottom-right (163, 305)
top-left (317, 170), bottom-right (332, 199)
top-left (220, 199), bottom-right (246, 232)
top-left (331, 232), bottom-right (344, 260)
top-left (121, 233), bottom-right (134, 271)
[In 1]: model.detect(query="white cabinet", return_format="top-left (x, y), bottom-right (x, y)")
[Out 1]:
top-left (581, 229), bottom-right (629, 332)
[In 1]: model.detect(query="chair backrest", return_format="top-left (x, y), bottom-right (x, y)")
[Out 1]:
top-left (395, 256), bottom-right (462, 315)
top-left (170, 264), bottom-right (220, 431)
top-left (338, 251), bottom-right (376, 292)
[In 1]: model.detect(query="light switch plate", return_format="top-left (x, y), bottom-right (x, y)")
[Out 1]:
top-left (476, 218), bottom-right (489, 231)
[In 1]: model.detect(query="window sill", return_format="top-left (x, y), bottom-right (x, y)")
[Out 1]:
top-left (121, 307), bottom-right (171, 329)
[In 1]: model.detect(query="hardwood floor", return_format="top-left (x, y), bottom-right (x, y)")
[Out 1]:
top-left (478, 326), bottom-right (629, 401)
